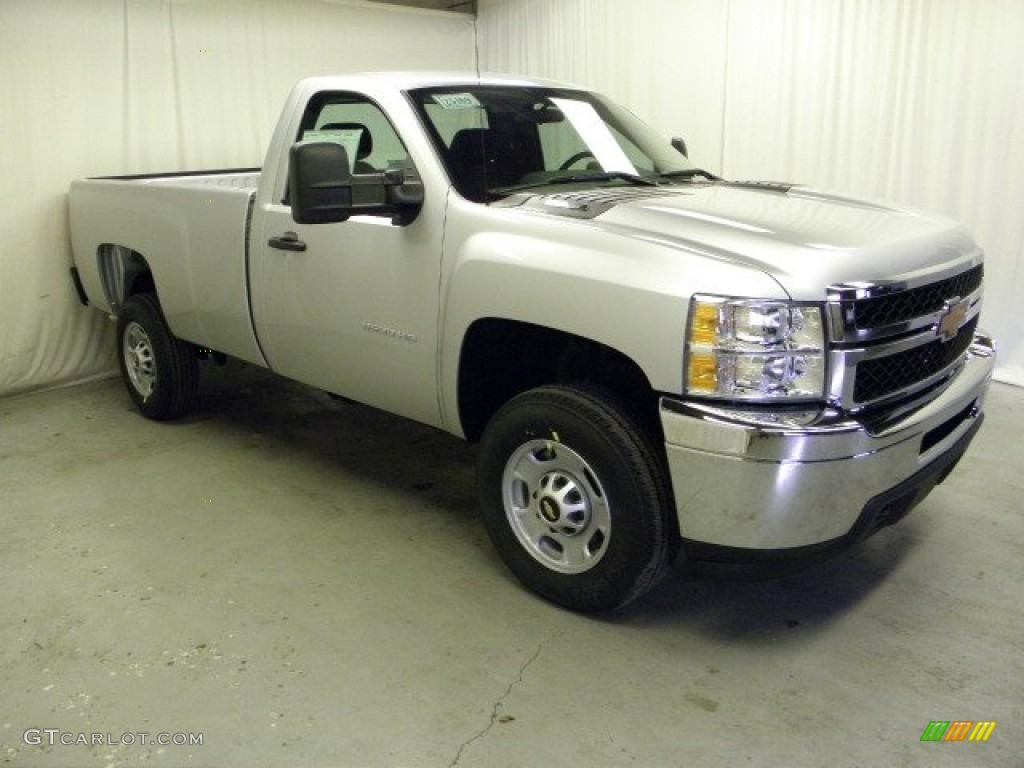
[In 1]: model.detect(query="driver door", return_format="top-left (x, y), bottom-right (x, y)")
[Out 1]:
top-left (249, 92), bottom-right (444, 428)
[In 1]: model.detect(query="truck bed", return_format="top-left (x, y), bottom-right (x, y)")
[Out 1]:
top-left (69, 169), bottom-right (267, 366)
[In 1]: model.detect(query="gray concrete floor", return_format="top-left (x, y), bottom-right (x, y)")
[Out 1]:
top-left (1, 363), bottom-right (1021, 768)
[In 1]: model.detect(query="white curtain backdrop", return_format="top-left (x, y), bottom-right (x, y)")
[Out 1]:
top-left (0, 0), bottom-right (475, 398)
top-left (3, 0), bottom-right (1022, 397)
top-left (478, 0), bottom-right (1024, 387)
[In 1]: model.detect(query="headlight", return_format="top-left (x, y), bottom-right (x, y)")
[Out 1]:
top-left (685, 295), bottom-right (826, 401)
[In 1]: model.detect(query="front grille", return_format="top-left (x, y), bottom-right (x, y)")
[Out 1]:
top-left (829, 261), bottom-right (984, 409)
top-left (853, 315), bottom-right (978, 403)
top-left (851, 265), bottom-right (983, 328)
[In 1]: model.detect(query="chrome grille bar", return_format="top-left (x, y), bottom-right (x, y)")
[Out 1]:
top-left (826, 262), bottom-right (985, 410)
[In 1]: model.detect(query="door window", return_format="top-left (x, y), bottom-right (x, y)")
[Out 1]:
top-left (298, 93), bottom-right (409, 174)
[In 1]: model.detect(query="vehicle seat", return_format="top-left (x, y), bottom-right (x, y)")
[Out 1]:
top-left (447, 128), bottom-right (531, 202)
top-left (319, 122), bottom-right (376, 173)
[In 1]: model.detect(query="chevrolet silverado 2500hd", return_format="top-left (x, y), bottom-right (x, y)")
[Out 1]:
top-left (69, 72), bottom-right (995, 612)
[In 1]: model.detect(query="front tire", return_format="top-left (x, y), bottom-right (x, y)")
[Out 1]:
top-left (478, 385), bottom-right (676, 612)
top-left (117, 293), bottom-right (198, 420)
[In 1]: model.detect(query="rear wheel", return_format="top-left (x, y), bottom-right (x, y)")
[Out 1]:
top-left (478, 385), bottom-right (676, 612)
top-left (117, 293), bottom-right (198, 420)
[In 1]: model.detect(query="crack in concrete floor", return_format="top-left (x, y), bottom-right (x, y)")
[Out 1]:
top-left (449, 630), bottom-right (564, 767)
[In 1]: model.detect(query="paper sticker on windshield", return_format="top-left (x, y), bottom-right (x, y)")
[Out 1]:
top-left (432, 92), bottom-right (481, 110)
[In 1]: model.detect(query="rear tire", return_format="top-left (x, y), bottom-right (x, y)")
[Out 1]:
top-left (117, 293), bottom-right (198, 420)
top-left (478, 385), bottom-right (676, 612)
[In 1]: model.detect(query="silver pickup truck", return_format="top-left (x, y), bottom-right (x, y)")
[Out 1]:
top-left (69, 72), bottom-right (995, 612)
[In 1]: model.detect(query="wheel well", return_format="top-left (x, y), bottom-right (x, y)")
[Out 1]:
top-left (458, 319), bottom-right (661, 442)
top-left (97, 244), bottom-right (154, 314)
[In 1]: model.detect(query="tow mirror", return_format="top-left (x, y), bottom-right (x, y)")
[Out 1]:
top-left (289, 142), bottom-right (353, 224)
top-left (289, 142), bottom-right (424, 226)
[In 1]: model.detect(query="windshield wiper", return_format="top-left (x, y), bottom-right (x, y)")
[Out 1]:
top-left (659, 168), bottom-right (720, 181)
top-left (493, 170), bottom-right (658, 196)
top-left (560, 170), bottom-right (659, 186)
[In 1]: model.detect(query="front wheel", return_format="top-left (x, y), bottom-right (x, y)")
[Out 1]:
top-left (478, 385), bottom-right (676, 612)
top-left (117, 293), bottom-right (199, 420)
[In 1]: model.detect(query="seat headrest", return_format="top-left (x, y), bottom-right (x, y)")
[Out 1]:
top-left (318, 122), bottom-right (373, 159)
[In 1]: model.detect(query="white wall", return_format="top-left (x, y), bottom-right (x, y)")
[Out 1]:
top-left (0, 0), bottom-right (475, 398)
top-left (478, 0), bottom-right (1024, 387)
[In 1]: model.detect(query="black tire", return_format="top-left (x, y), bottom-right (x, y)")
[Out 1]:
top-left (478, 385), bottom-right (676, 612)
top-left (117, 293), bottom-right (199, 421)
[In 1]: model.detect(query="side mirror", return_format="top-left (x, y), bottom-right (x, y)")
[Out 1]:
top-left (671, 136), bottom-right (688, 158)
top-left (381, 166), bottom-right (425, 224)
top-left (289, 142), bottom-right (424, 226)
top-left (289, 142), bottom-right (354, 224)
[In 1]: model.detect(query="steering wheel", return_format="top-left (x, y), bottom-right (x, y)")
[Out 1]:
top-left (557, 151), bottom-right (596, 171)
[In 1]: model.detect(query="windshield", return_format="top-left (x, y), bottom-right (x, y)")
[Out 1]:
top-left (408, 85), bottom-right (698, 202)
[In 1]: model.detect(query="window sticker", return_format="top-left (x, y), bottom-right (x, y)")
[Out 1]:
top-left (432, 92), bottom-right (482, 110)
top-left (300, 128), bottom-right (364, 166)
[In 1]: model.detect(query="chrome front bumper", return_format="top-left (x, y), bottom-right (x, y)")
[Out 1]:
top-left (660, 332), bottom-right (996, 552)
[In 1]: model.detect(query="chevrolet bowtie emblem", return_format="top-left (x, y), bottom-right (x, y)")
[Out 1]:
top-left (937, 298), bottom-right (969, 342)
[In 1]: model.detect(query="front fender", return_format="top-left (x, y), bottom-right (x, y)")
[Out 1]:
top-left (437, 201), bottom-right (786, 434)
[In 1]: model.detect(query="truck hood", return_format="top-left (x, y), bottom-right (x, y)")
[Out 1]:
top-left (511, 183), bottom-right (980, 299)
